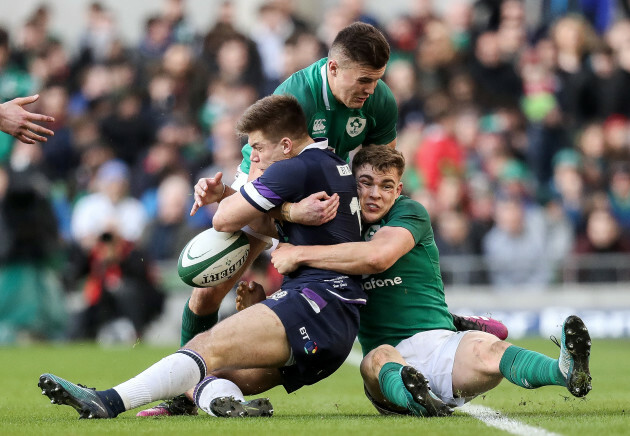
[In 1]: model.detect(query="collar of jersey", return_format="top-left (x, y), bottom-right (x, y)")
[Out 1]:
top-left (298, 137), bottom-right (330, 155)
top-left (320, 61), bottom-right (339, 111)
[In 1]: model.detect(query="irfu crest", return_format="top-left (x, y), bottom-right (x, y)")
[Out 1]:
top-left (346, 117), bottom-right (366, 137)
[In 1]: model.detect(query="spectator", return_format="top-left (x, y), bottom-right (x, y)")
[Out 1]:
top-left (413, 103), bottom-right (465, 193)
top-left (139, 172), bottom-right (197, 261)
top-left (550, 148), bottom-right (586, 232)
top-left (99, 90), bottom-right (155, 167)
top-left (434, 210), bottom-right (480, 285)
top-left (0, 167), bottom-right (67, 343)
top-left (384, 59), bottom-right (424, 130)
top-left (574, 207), bottom-right (630, 282)
top-left (608, 162), bottom-right (630, 234)
top-left (482, 194), bottom-right (551, 288)
top-left (0, 27), bottom-right (37, 161)
top-left (250, 1), bottom-right (295, 94)
top-left (468, 30), bottom-right (522, 110)
top-left (65, 228), bottom-right (165, 342)
top-left (70, 159), bottom-right (148, 252)
top-left (551, 15), bottom-right (599, 128)
top-left (576, 122), bottom-right (607, 191)
top-left (602, 114), bottom-right (630, 162)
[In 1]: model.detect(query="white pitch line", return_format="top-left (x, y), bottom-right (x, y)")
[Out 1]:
top-left (344, 348), bottom-right (562, 436)
top-left (458, 404), bottom-right (562, 436)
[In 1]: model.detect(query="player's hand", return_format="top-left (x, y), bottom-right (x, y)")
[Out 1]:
top-left (190, 172), bottom-right (225, 216)
top-left (0, 94), bottom-right (55, 144)
top-left (271, 242), bottom-right (300, 275)
top-left (235, 280), bottom-right (266, 311)
top-left (290, 192), bottom-right (339, 225)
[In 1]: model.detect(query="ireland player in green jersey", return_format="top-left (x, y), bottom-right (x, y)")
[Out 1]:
top-left (269, 147), bottom-right (592, 417)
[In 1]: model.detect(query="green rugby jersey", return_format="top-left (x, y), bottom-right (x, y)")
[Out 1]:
top-left (358, 196), bottom-right (455, 356)
top-left (239, 57), bottom-right (398, 174)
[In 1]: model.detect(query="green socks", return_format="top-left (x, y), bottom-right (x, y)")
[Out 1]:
top-left (378, 362), bottom-right (428, 416)
top-left (180, 299), bottom-right (219, 346)
top-left (499, 345), bottom-right (566, 389)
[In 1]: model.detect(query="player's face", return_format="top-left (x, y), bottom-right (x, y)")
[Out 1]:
top-left (355, 164), bottom-right (403, 223)
top-left (248, 130), bottom-right (289, 172)
top-left (328, 60), bottom-right (386, 109)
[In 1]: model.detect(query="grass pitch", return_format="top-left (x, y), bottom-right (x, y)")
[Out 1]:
top-left (0, 338), bottom-right (628, 435)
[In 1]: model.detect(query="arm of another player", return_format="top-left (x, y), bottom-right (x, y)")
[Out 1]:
top-left (280, 141), bottom-right (395, 226)
top-left (189, 172), bottom-right (236, 216)
top-left (271, 225), bottom-right (415, 275)
top-left (0, 94), bottom-right (55, 144)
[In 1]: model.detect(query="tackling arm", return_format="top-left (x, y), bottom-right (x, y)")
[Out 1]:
top-left (213, 193), bottom-right (267, 233)
top-left (271, 225), bottom-right (415, 275)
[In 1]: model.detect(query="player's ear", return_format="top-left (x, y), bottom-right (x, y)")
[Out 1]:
top-left (281, 137), bottom-right (292, 154)
top-left (328, 59), bottom-right (338, 76)
top-left (396, 181), bottom-right (403, 198)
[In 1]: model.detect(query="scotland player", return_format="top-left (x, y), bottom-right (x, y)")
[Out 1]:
top-left (38, 94), bottom-right (368, 419)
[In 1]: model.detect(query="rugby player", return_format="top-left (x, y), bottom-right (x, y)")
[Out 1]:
top-left (265, 146), bottom-right (592, 415)
top-left (38, 94), bottom-right (368, 419)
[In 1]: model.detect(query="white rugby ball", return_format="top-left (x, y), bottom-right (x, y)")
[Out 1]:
top-left (178, 228), bottom-right (250, 287)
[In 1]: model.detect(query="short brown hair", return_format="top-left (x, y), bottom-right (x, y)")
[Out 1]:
top-left (352, 146), bottom-right (405, 178)
top-left (235, 94), bottom-right (309, 143)
top-left (329, 22), bottom-right (390, 69)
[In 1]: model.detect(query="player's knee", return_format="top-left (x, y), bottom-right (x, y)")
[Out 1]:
top-left (362, 345), bottom-right (399, 377)
top-left (470, 334), bottom-right (508, 375)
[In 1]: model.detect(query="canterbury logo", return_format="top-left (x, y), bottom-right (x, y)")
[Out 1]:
top-left (313, 119), bottom-right (326, 133)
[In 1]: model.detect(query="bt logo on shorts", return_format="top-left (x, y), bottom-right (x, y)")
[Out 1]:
top-left (300, 327), bottom-right (318, 354)
top-left (269, 290), bottom-right (287, 301)
top-left (304, 340), bottom-right (318, 354)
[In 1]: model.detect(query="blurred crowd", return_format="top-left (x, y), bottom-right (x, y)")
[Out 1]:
top-left (1, 0), bottom-right (630, 343)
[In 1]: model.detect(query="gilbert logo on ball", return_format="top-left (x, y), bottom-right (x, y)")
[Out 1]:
top-left (178, 228), bottom-right (250, 287)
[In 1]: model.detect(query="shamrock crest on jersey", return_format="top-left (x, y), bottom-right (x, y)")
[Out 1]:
top-left (364, 225), bottom-right (381, 241)
top-left (346, 117), bottom-right (366, 137)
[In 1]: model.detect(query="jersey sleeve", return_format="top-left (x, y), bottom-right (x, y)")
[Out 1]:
top-left (364, 81), bottom-right (398, 146)
top-left (382, 197), bottom-right (431, 244)
top-left (274, 70), bottom-right (317, 117)
top-left (239, 158), bottom-right (306, 212)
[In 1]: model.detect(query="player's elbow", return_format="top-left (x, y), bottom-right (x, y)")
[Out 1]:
top-left (212, 212), bottom-right (239, 233)
top-left (364, 253), bottom-right (395, 274)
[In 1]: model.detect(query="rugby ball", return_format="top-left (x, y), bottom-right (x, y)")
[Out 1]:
top-left (178, 228), bottom-right (250, 287)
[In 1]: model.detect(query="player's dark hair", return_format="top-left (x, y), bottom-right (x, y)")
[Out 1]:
top-left (236, 94), bottom-right (309, 142)
top-left (352, 146), bottom-right (405, 178)
top-left (329, 22), bottom-right (390, 69)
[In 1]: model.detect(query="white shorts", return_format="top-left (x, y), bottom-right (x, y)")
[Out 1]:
top-left (395, 329), bottom-right (475, 407)
top-left (231, 166), bottom-right (273, 249)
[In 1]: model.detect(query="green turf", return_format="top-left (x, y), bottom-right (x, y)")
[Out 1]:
top-left (0, 338), bottom-right (627, 435)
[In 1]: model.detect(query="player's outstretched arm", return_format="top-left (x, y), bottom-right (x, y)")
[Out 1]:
top-left (271, 226), bottom-right (415, 275)
top-left (0, 94), bottom-right (55, 144)
top-left (190, 172), bottom-right (236, 216)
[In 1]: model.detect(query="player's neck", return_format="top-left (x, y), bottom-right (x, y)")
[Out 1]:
top-left (288, 135), bottom-right (315, 157)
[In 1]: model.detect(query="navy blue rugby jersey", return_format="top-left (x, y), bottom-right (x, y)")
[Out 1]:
top-left (240, 138), bottom-right (365, 302)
